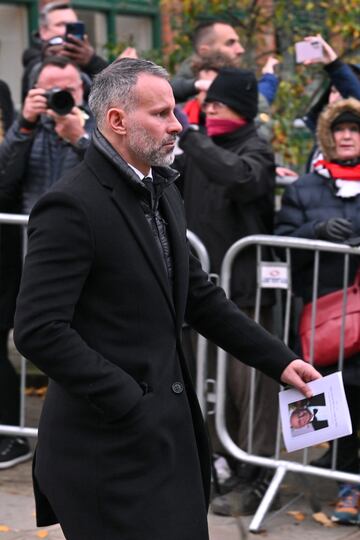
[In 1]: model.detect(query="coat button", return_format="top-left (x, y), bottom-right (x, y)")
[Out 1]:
top-left (171, 382), bottom-right (184, 394)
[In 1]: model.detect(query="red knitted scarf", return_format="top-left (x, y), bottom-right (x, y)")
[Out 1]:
top-left (314, 159), bottom-right (360, 180)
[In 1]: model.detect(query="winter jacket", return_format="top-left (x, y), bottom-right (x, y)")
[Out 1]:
top-left (275, 98), bottom-right (360, 303)
top-left (0, 80), bottom-right (14, 137)
top-left (0, 110), bottom-right (94, 329)
top-left (179, 123), bottom-right (275, 307)
top-left (0, 111), bottom-right (94, 214)
top-left (13, 136), bottom-right (296, 538)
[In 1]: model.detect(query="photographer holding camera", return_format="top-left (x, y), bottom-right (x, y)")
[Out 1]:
top-left (0, 56), bottom-right (93, 214)
top-left (0, 55), bottom-right (93, 469)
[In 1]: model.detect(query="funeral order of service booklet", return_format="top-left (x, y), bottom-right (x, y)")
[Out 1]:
top-left (279, 371), bottom-right (352, 452)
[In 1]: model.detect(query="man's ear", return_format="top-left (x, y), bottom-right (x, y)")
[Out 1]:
top-left (197, 44), bottom-right (211, 57)
top-left (107, 107), bottom-right (127, 135)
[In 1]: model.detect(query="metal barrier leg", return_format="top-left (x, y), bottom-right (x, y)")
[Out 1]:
top-left (248, 465), bottom-right (287, 533)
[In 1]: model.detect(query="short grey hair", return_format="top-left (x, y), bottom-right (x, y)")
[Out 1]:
top-left (88, 58), bottom-right (169, 129)
top-left (39, 2), bottom-right (72, 28)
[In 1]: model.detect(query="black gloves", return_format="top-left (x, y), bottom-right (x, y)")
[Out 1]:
top-left (315, 217), bottom-right (353, 242)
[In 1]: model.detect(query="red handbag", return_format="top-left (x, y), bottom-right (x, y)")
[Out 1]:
top-left (299, 270), bottom-right (360, 367)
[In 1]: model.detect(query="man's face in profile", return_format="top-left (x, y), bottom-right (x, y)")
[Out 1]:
top-left (124, 74), bottom-right (182, 171)
top-left (290, 407), bottom-right (312, 429)
top-left (206, 23), bottom-right (245, 65)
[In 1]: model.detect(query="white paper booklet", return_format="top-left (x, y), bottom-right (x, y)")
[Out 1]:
top-left (279, 371), bottom-right (352, 452)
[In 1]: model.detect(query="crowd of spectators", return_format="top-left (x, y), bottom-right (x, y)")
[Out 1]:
top-left (0, 8), bottom-right (359, 527)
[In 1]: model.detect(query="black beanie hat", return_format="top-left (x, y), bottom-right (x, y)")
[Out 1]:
top-left (331, 110), bottom-right (360, 130)
top-left (205, 67), bottom-right (258, 120)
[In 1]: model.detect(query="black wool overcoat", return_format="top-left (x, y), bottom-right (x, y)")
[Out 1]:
top-left (14, 142), bottom-right (296, 540)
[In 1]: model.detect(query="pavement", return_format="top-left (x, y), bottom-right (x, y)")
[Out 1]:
top-left (1, 342), bottom-right (359, 539)
top-left (0, 393), bottom-right (359, 540)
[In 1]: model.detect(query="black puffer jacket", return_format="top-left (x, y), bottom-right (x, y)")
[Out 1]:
top-left (275, 170), bottom-right (360, 303)
top-left (179, 123), bottom-right (275, 308)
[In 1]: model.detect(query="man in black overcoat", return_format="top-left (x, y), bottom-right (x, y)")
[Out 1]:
top-left (14, 58), bottom-right (320, 540)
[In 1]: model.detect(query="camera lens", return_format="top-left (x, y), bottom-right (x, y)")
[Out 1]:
top-left (45, 88), bottom-right (75, 116)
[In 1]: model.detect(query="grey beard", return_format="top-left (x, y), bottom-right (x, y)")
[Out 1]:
top-left (128, 123), bottom-right (176, 168)
top-left (147, 148), bottom-right (176, 167)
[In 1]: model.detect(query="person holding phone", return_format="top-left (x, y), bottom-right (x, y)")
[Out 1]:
top-left (299, 34), bottom-right (360, 171)
top-left (21, 2), bottom-right (108, 102)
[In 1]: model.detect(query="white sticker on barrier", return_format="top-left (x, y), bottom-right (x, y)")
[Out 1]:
top-left (260, 262), bottom-right (289, 289)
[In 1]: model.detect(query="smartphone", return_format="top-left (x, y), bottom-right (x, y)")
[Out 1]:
top-left (65, 21), bottom-right (85, 41)
top-left (295, 40), bottom-right (324, 63)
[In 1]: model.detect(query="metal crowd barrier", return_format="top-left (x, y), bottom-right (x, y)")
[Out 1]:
top-left (0, 212), bottom-right (37, 439)
top-left (0, 222), bottom-right (211, 439)
top-left (1, 216), bottom-right (359, 533)
top-left (186, 230), bottom-right (211, 416)
top-left (216, 234), bottom-right (360, 532)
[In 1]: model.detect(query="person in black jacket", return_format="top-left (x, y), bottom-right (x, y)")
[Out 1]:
top-left (0, 80), bottom-right (14, 137)
top-left (275, 97), bottom-right (360, 525)
top-left (0, 58), bottom-right (94, 470)
top-left (0, 79), bottom-right (30, 469)
top-left (176, 67), bottom-right (281, 515)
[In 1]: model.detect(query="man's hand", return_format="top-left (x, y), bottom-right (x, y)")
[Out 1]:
top-left (48, 107), bottom-right (86, 144)
top-left (22, 88), bottom-right (48, 123)
top-left (280, 359), bottom-right (322, 398)
top-left (261, 56), bottom-right (279, 74)
top-left (61, 35), bottom-right (94, 66)
top-left (194, 79), bottom-right (213, 93)
top-left (276, 166), bottom-right (298, 178)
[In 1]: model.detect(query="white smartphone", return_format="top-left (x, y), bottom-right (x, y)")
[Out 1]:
top-left (295, 40), bottom-right (324, 63)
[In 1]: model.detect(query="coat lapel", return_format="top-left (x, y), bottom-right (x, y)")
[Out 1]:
top-left (161, 185), bottom-right (189, 331)
top-left (112, 179), bottom-right (178, 321)
top-left (85, 145), bottom-right (176, 321)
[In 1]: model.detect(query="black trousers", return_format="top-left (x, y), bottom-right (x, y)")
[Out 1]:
top-left (0, 329), bottom-right (20, 426)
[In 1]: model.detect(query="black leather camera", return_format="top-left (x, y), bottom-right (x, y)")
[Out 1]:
top-left (44, 88), bottom-right (74, 116)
